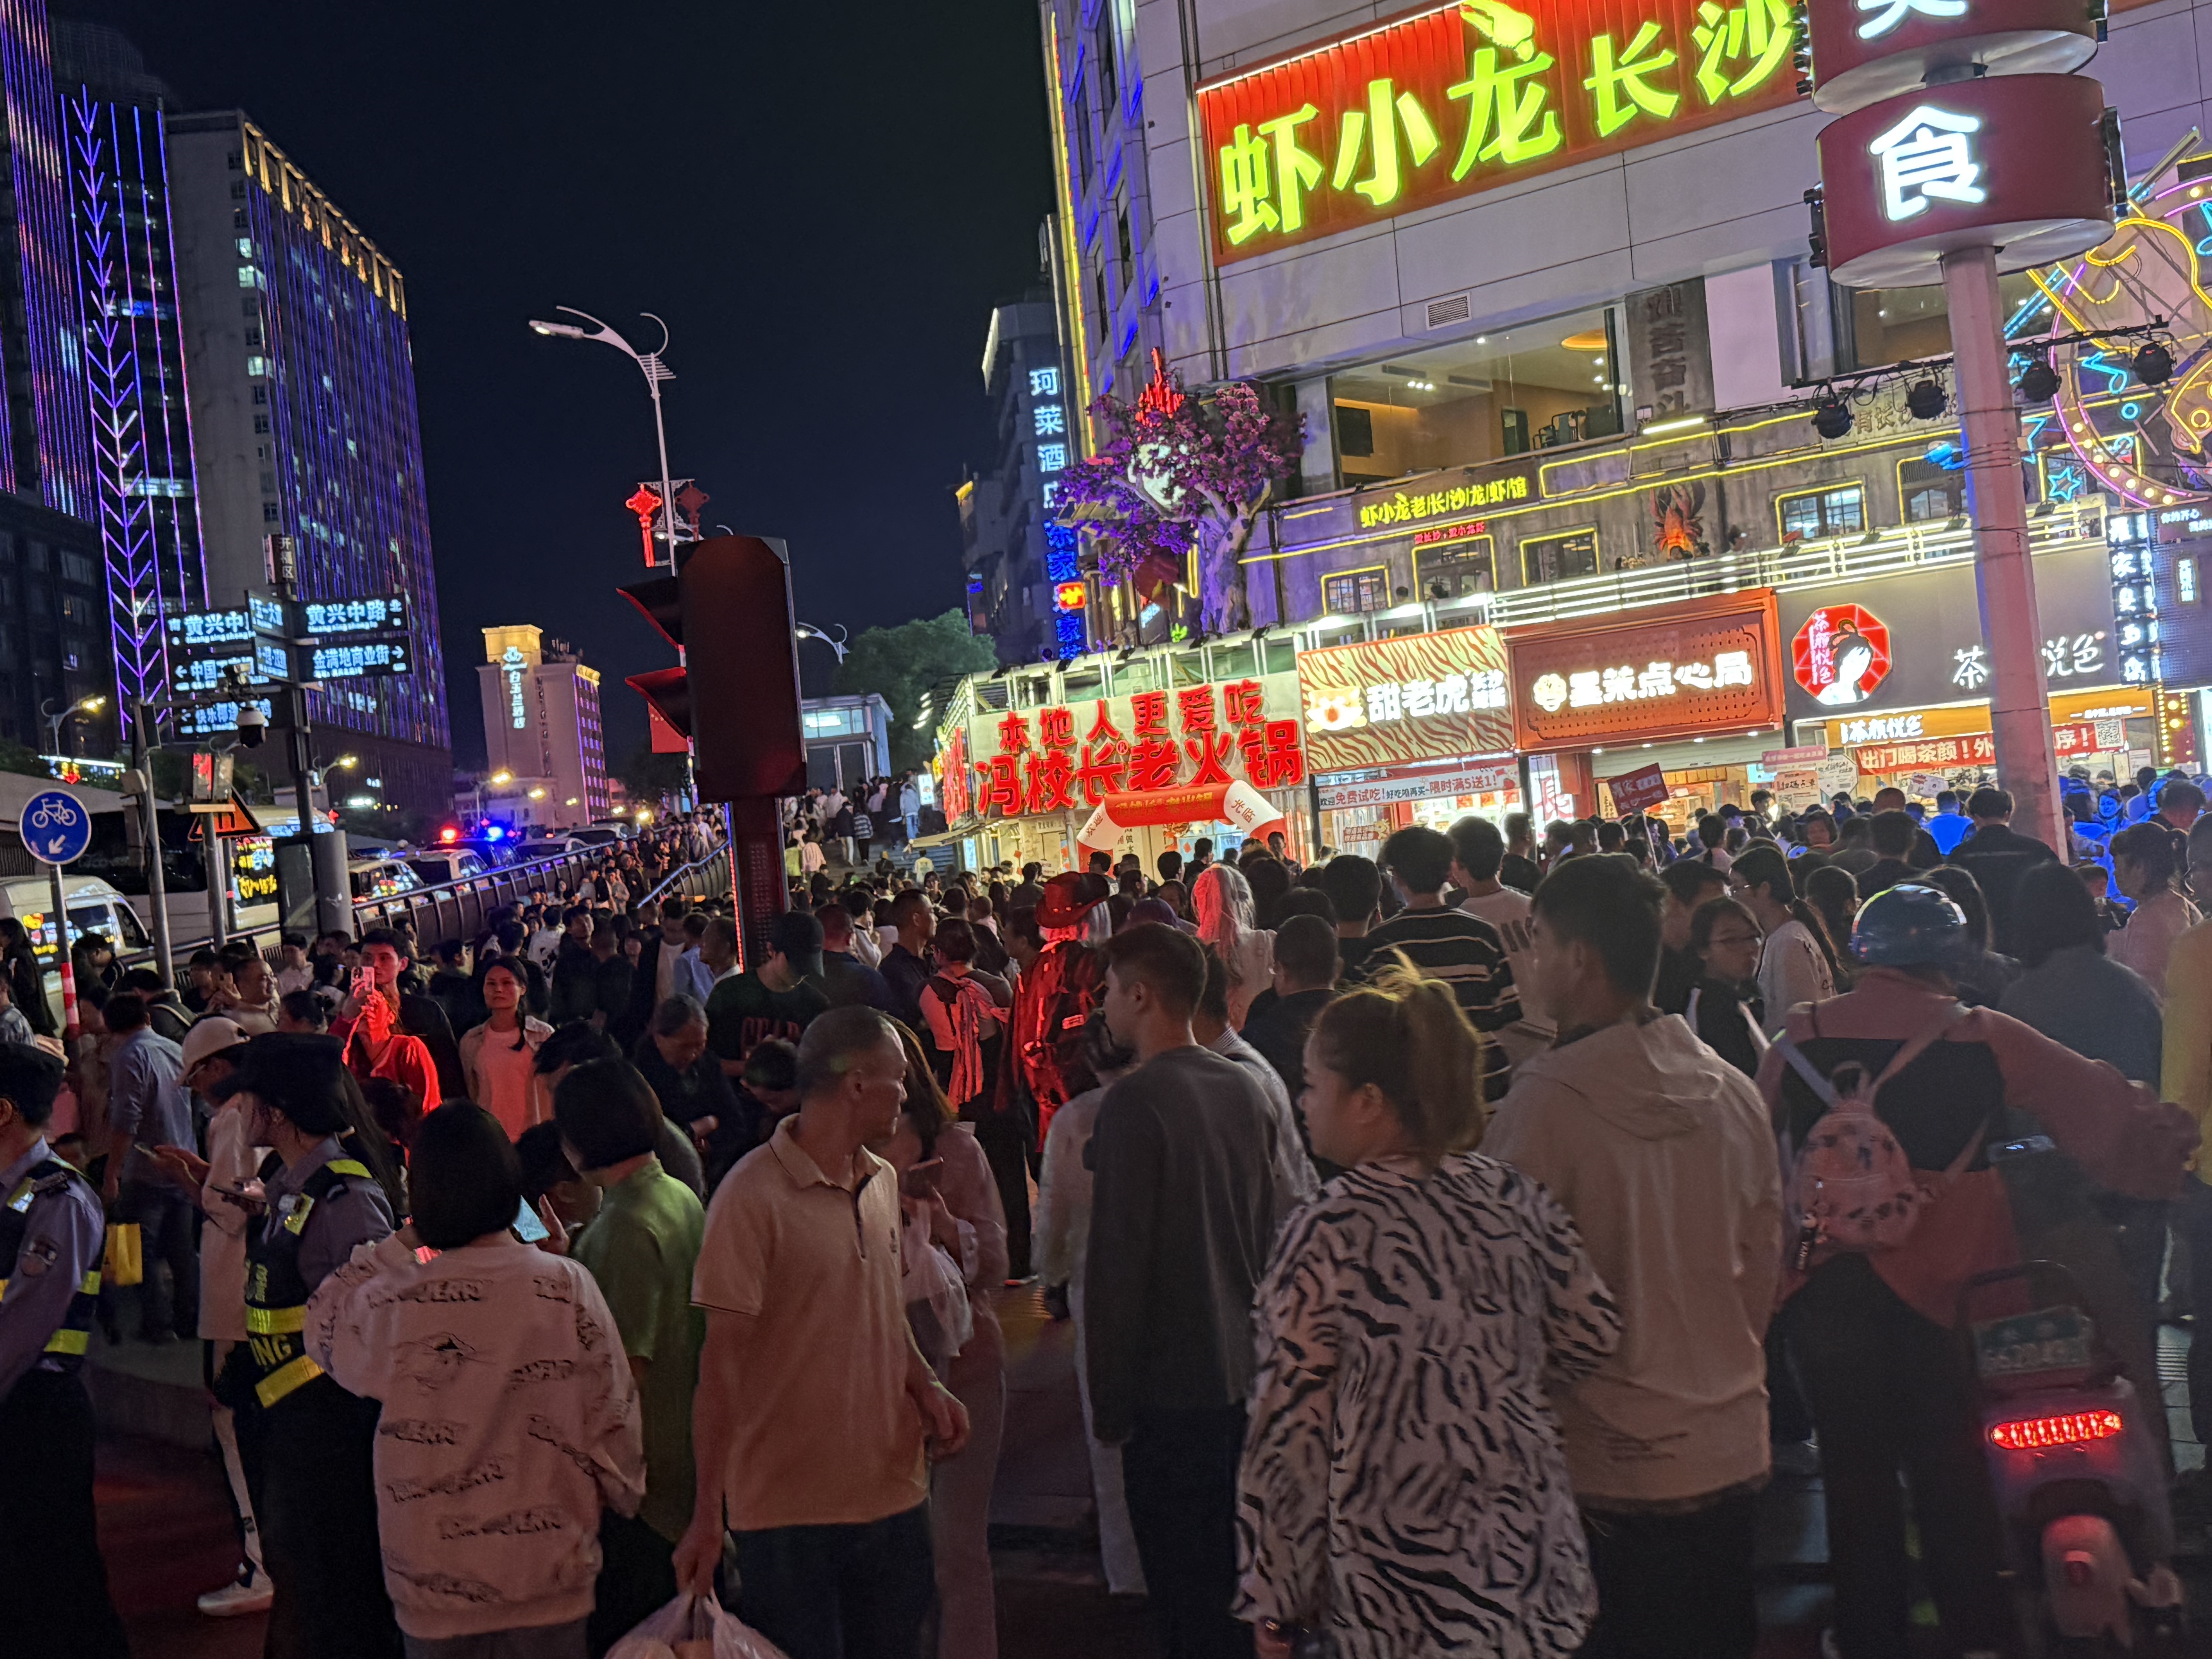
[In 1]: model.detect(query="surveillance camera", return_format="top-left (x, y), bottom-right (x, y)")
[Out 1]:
top-left (237, 704), bottom-right (268, 748)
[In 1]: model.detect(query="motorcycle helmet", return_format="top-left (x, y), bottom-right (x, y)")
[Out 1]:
top-left (1850, 882), bottom-right (1971, 967)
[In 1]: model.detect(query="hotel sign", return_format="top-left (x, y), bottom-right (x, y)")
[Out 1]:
top-left (1198, 0), bottom-right (1802, 263)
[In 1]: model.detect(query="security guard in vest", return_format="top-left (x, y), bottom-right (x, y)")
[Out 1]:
top-left (0, 1043), bottom-right (128, 1659)
top-left (218, 1033), bottom-right (400, 1659)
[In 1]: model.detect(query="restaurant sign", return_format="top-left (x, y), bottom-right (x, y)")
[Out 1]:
top-left (1197, 0), bottom-right (1802, 264)
top-left (1316, 761), bottom-right (1520, 810)
top-left (1508, 591), bottom-right (1784, 749)
top-left (966, 672), bottom-right (1306, 821)
top-left (1297, 624), bottom-right (1514, 772)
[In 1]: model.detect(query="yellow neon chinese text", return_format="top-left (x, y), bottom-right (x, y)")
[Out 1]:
top-left (1585, 22), bottom-right (1681, 139)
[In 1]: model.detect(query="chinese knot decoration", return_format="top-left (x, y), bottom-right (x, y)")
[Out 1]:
top-left (625, 484), bottom-right (664, 569)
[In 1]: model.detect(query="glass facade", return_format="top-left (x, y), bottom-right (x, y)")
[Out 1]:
top-left (233, 120), bottom-right (448, 756)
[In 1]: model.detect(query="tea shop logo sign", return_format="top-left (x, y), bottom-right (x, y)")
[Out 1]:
top-left (1792, 604), bottom-right (1891, 708)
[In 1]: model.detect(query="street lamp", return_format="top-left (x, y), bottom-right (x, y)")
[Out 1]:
top-left (528, 307), bottom-right (680, 571)
top-left (43, 694), bottom-right (106, 754)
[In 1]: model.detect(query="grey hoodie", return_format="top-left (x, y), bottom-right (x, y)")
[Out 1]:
top-left (1484, 1013), bottom-right (1783, 1507)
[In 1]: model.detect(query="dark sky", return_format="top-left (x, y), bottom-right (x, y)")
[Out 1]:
top-left (57, 0), bottom-right (1056, 767)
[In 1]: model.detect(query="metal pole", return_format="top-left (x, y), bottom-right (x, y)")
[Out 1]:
top-left (46, 859), bottom-right (76, 1039)
top-left (1942, 244), bottom-right (2065, 856)
top-left (208, 830), bottom-right (227, 950)
top-left (131, 697), bottom-right (174, 988)
top-left (648, 371), bottom-right (678, 573)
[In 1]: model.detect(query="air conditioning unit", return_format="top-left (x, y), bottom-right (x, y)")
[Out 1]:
top-left (1426, 293), bottom-right (1472, 329)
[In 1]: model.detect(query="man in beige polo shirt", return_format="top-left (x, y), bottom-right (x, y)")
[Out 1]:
top-left (675, 1005), bottom-right (968, 1659)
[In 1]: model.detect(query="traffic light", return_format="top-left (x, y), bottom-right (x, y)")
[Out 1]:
top-left (620, 535), bottom-right (805, 802)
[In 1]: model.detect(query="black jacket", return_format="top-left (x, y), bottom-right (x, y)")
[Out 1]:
top-left (1949, 824), bottom-right (2059, 957)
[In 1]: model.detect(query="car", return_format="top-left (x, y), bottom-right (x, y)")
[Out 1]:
top-left (348, 854), bottom-right (424, 901)
top-left (565, 826), bottom-right (624, 849)
top-left (407, 849), bottom-right (490, 887)
top-left (0, 874), bottom-right (155, 1026)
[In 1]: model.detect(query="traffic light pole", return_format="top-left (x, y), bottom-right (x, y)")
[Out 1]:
top-left (1944, 244), bottom-right (2066, 857)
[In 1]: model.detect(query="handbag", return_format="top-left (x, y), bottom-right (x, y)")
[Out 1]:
top-left (103, 1221), bottom-right (143, 1288)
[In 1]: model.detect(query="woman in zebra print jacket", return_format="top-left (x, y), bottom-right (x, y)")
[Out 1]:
top-left (1237, 963), bottom-right (1621, 1659)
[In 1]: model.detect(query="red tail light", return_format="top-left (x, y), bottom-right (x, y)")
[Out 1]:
top-left (1988, 1410), bottom-right (2124, 1451)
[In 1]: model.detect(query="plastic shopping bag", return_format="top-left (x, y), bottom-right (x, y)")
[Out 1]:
top-left (102, 1221), bottom-right (142, 1289)
top-left (606, 1592), bottom-right (790, 1659)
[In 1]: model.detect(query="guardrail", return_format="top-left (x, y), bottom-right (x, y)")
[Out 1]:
top-left (118, 835), bottom-right (733, 972)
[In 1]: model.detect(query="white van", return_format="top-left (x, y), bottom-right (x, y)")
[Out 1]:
top-left (0, 873), bottom-right (155, 1022)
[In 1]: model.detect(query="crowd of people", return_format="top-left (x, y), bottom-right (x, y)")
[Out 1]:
top-left (13, 769), bottom-right (2212, 1658)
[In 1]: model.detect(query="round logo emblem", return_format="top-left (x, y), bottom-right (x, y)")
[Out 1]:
top-left (1530, 673), bottom-right (1569, 713)
top-left (1792, 604), bottom-right (1891, 707)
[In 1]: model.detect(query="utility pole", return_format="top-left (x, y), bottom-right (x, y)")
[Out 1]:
top-left (127, 695), bottom-right (173, 987)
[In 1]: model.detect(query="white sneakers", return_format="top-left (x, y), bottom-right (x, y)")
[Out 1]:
top-left (196, 1566), bottom-right (273, 1617)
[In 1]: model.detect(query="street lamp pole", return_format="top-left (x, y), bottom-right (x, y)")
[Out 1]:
top-left (527, 306), bottom-right (681, 571)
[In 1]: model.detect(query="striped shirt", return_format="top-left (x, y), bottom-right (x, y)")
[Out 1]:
top-left (1353, 903), bottom-right (1522, 1095)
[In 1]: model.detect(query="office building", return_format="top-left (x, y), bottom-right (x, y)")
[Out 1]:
top-left (167, 110), bottom-right (450, 814)
top-left (52, 20), bottom-right (208, 725)
top-left (475, 625), bottom-right (609, 831)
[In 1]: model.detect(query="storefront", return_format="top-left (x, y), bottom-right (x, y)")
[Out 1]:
top-left (1774, 541), bottom-right (2144, 798)
top-left (1504, 592), bottom-right (1789, 826)
top-left (941, 660), bottom-right (1312, 872)
top-left (1294, 623), bottom-right (1521, 852)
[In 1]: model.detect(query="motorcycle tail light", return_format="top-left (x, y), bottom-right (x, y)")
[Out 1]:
top-left (1988, 1410), bottom-right (2124, 1451)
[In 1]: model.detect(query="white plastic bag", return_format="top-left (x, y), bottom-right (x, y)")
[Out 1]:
top-left (900, 1199), bottom-right (973, 1369)
top-left (606, 1592), bottom-right (790, 1659)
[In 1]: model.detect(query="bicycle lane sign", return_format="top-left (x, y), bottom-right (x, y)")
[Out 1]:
top-left (21, 788), bottom-right (91, 864)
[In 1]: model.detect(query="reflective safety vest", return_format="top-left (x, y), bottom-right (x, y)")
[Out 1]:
top-left (0, 1158), bottom-right (100, 1371)
top-left (243, 1157), bottom-right (370, 1409)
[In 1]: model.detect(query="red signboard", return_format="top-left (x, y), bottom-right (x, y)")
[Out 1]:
top-left (1852, 720), bottom-right (2106, 776)
top-left (1607, 763), bottom-right (1671, 813)
top-left (1815, 72), bottom-right (2113, 288)
top-left (972, 678), bottom-right (1305, 821)
top-left (1792, 603), bottom-right (1892, 706)
top-left (1805, 0), bottom-right (2095, 115)
top-left (1196, 0), bottom-right (1802, 264)
top-left (1508, 592), bottom-right (1784, 750)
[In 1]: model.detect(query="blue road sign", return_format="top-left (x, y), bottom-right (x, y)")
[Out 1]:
top-left (19, 788), bottom-right (90, 865)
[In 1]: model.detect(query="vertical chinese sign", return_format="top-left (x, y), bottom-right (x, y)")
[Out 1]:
top-left (1198, 0), bottom-right (1802, 264)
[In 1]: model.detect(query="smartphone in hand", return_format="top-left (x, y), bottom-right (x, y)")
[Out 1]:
top-left (900, 1159), bottom-right (946, 1201)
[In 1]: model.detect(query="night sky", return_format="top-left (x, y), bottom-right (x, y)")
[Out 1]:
top-left (58, 0), bottom-right (1056, 767)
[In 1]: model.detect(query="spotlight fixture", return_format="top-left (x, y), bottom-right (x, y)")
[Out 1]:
top-left (2133, 341), bottom-right (2174, 387)
top-left (2016, 356), bottom-right (2059, 402)
top-left (1811, 395), bottom-right (1853, 440)
top-left (1905, 378), bottom-right (1948, 421)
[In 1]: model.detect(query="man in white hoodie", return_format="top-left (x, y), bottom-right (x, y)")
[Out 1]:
top-left (1484, 854), bottom-right (1783, 1659)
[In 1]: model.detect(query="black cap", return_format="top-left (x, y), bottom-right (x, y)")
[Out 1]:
top-left (222, 1034), bottom-right (349, 1132)
top-left (0, 1044), bottom-right (63, 1122)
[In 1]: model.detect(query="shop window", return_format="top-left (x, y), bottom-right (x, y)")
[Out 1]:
top-left (1418, 539), bottom-right (1496, 598)
top-left (1778, 485), bottom-right (1865, 544)
top-left (1521, 530), bottom-right (1600, 585)
top-left (1062, 664), bottom-right (1104, 702)
top-left (2182, 556), bottom-right (2200, 605)
top-left (1899, 457), bottom-right (1966, 523)
top-left (1840, 272), bottom-right (2045, 371)
top-left (1328, 305), bottom-right (1620, 485)
top-left (1323, 566), bottom-right (1389, 615)
top-left (1113, 655), bottom-right (1158, 694)
top-left (1207, 641), bottom-right (1256, 680)
top-left (1262, 637), bottom-right (1298, 675)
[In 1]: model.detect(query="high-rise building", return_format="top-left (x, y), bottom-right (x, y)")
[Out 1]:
top-left (474, 625), bottom-right (608, 830)
top-left (51, 20), bottom-right (206, 728)
top-left (167, 111), bottom-right (450, 814)
top-left (960, 227), bottom-right (1081, 665)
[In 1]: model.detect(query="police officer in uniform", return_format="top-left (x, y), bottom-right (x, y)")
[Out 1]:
top-left (0, 1044), bottom-right (128, 1659)
top-left (218, 1034), bottom-right (400, 1659)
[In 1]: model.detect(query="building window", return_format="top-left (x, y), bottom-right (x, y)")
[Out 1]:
top-left (253, 415), bottom-right (269, 434)
top-left (1777, 484), bottom-right (1866, 543)
top-left (1840, 272), bottom-right (2045, 371)
top-left (251, 386), bottom-right (267, 405)
top-left (1323, 566), bottom-right (1389, 615)
top-left (1327, 305), bottom-right (1621, 486)
top-left (1417, 539), bottom-right (1496, 598)
top-left (262, 502), bottom-right (280, 522)
top-left (1521, 530), bottom-right (1601, 585)
top-left (1898, 457), bottom-right (1966, 522)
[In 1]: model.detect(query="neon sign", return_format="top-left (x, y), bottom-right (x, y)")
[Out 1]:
top-left (1855, 0), bottom-right (1966, 38)
top-left (1869, 106), bottom-right (1984, 221)
top-left (1197, 0), bottom-right (1800, 262)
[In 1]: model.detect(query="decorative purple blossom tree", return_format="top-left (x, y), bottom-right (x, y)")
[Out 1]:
top-left (1054, 352), bottom-right (1302, 632)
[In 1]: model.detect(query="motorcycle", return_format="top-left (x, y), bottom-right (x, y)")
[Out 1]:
top-left (1963, 1254), bottom-right (2185, 1654)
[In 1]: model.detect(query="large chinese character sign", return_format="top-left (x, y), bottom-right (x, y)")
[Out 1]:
top-left (1804, 0), bottom-right (2094, 114)
top-left (1815, 73), bottom-right (2112, 286)
top-left (1197, 0), bottom-right (1800, 263)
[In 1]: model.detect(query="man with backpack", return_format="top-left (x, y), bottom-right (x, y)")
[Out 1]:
top-left (1757, 883), bottom-right (2196, 1659)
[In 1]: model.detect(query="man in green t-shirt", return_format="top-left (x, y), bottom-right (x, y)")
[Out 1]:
top-left (553, 1058), bottom-right (708, 1652)
top-left (705, 911), bottom-right (830, 1077)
